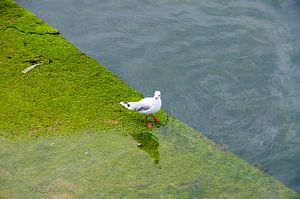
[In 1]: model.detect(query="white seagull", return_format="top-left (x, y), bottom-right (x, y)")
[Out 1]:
top-left (120, 91), bottom-right (162, 127)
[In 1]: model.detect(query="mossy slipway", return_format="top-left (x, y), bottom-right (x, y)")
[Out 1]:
top-left (0, 0), bottom-right (299, 198)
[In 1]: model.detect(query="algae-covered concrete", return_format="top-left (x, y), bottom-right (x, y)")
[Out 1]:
top-left (0, 0), bottom-right (299, 198)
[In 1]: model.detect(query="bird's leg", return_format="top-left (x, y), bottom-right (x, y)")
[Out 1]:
top-left (146, 115), bottom-right (152, 127)
top-left (150, 114), bottom-right (160, 123)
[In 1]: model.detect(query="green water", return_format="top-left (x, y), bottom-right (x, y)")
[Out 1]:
top-left (1, 119), bottom-right (296, 198)
top-left (16, 0), bottom-right (300, 192)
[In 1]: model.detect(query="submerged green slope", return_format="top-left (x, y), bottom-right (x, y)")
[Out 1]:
top-left (0, 0), bottom-right (298, 198)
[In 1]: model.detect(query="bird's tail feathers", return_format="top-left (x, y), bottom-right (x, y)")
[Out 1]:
top-left (120, 101), bottom-right (132, 110)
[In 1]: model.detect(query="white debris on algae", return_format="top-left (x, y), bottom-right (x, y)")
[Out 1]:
top-left (21, 63), bottom-right (41, 74)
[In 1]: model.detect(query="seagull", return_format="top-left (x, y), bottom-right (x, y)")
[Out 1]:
top-left (120, 91), bottom-right (162, 127)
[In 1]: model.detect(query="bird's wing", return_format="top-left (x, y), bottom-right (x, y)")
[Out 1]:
top-left (137, 105), bottom-right (152, 112)
top-left (134, 97), bottom-right (154, 111)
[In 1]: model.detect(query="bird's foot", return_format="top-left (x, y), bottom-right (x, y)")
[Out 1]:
top-left (147, 122), bottom-right (153, 128)
top-left (152, 116), bottom-right (160, 123)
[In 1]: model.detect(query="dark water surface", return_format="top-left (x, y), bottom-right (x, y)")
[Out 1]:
top-left (16, 0), bottom-right (300, 192)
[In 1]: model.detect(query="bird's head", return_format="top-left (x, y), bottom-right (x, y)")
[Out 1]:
top-left (154, 90), bottom-right (161, 100)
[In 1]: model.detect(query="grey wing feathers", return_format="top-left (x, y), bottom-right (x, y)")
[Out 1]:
top-left (137, 105), bottom-right (151, 112)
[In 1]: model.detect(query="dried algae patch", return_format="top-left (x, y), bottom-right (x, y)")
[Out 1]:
top-left (0, 0), bottom-right (299, 198)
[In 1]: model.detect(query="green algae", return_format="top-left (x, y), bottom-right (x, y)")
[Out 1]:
top-left (0, 0), bottom-right (299, 198)
top-left (0, 0), bottom-right (167, 141)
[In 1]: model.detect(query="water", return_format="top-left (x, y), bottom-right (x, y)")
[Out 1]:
top-left (16, 0), bottom-right (300, 192)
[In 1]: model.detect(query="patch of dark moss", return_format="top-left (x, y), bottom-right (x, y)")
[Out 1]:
top-left (131, 130), bottom-right (160, 164)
